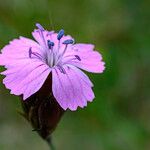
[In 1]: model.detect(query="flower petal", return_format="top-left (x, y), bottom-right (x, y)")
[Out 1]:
top-left (0, 36), bottom-right (42, 67)
top-left (52, 65), bottom-right (95, 111)
top-left (63, 44), bottom-right (105, 73)
top-left (2, 60), bottom-right (51, 99)
top-left (71, 44), bottom-right (95, 52)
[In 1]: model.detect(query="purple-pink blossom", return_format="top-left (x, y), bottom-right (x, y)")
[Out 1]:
top-left (0, 23), bottom-right (105, 111)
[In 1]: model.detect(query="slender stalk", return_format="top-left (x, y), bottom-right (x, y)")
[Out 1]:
top-left (46, 136), bottom-right (55, 150)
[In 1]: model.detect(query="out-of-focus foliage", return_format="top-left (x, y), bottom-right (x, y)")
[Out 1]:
top-left (0, 0), bottom-right (149, 150)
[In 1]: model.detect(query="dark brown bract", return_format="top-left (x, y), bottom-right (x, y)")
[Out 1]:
top-left (20, 74), bottom-right (65, 139)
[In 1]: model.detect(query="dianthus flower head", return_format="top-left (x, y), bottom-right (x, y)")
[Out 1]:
top-left (0, 23), bottom-right (105, 111)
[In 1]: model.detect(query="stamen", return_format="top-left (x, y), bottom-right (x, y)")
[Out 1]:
top-left (35, 23), bottom-right (48, 50)
top-left (32, 52), bottom-right (43, 59)
top-left (62, 55), bottom-right (81, 64)
top-left (47, 40), bottom-right (54, 49)
top-left (57, 39), bottom-right (74, 60)
top-left (36, 23), bottom-right (45, 31)
top-left (57, 29), bottom-right (64, 40)
top-left (58, 66), bottom-right (66, 74)
top-left (63, 39), bottom-right (74, 45)
top-left (28, 47), bottom-right (42, 60)
top-left (46, 31), bottom-right (54, 37)
top-left (75, 55), bottom-right (81, 61)
top-left (57, 29), bottom-right (64, 54)
top-left (29, 47), bottom-right (32, 58)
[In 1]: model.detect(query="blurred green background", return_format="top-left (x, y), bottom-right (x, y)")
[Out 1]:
top-left (0, 0), bottom-right (150, 149)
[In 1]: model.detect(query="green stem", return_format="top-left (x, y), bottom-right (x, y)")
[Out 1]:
top-left (46, 136), bottom-right (55, 150)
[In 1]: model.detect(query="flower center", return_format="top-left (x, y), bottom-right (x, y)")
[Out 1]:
top-left (29, 24), bottom-right (81, 73)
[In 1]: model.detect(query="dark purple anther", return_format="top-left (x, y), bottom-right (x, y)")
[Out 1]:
top-left (58, 66), bottom-right (66, 74)
top-left (36, 23), bottom-right (45, 31)
top-left (57, 29), bottom-right (64, 40)
top-left (75, 55), bottom-right (81, 61)
top-left (47, 40), bottom-right (54, 49)
top-left (62, 39), bottom-right (74, 45)
top-left (28, 47), bottom-right (42, 59)
top-left (29, 47), bottom-right (32, 58)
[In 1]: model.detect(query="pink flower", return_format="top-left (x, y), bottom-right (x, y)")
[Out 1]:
top-left (0, 23), bottom-right (105, 111)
